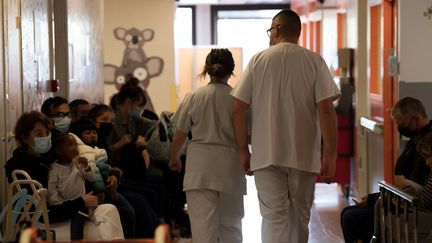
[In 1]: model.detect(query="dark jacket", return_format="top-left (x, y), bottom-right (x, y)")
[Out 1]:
top-left (4, 148), bottom-right (87, 223)
top-left (394, 121), bottom-right (432, 185)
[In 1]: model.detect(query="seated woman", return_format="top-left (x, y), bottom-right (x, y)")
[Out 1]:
top-left (4, 111), bottom-right (124, 241)
top-left (87, 103), bottom-right (161, 238)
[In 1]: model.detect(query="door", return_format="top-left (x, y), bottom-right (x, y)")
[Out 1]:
top-left (2, 0), bottom-right (22, 205)
top-left (0, 0), bottom-right (6, 207)
top-left (21, 0), bottom-right (52, 111)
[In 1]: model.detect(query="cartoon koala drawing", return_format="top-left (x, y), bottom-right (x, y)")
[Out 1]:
top-left (104, 26), bottom-right (164, 110)
top-left (104, 59), bottom-right (163, 111)
top-left (114, 27), bottom-right (155, 67)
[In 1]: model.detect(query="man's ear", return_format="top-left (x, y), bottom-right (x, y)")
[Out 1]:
top-left (114, 27), bottom-right (127, 40)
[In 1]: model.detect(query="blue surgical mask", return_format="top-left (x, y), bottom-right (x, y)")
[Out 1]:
top-left (53, 117), bottom-right (71, 133)
top-left (33, 134), bottom-right (52, 154)
top-left (129, 106), bottom-right (142, 118)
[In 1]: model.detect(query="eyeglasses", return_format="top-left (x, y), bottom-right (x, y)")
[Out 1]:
top-left (51, 111), bottom-right (71, 118)
top-left (266, 25), bottom-right (281, 37)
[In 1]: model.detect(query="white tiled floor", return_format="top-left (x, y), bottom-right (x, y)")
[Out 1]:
top-left (242, 177), bottom-right (348, 243)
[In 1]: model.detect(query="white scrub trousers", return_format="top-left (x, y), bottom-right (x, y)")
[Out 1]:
top-left (254, 165), bottom-right (316, 243)
top-left (186, 189), bottom-right (244, 243)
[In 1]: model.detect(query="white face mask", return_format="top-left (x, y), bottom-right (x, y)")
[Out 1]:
top-left (33, 134), bottom-right (52, 154)
top-left (53, 117), bottom-right (71, 133)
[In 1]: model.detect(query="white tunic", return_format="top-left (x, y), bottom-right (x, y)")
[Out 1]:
top-left (47, 161), bottom-right (98, 205)
top-left (231, 43), bottom-right (341, 173)
top-left (172, 83), bottom-right (246, 195)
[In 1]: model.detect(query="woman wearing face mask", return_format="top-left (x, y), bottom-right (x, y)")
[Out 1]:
top-left (4, 111), bottom-right (98, 221)
top-left (107, 78), bottom-right (156, 182)
top-left (105, 79), bottom-right (165, 237)
top-left (4, 111), bottom-right (126, 241)
top-left (5, 111), bottom-right (54, 187)
top-left (87, 103), bottom-right (165, 238)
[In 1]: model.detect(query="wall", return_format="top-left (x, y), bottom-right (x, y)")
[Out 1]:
top-left (321, 9), bottom-right (338, 71)
top-left (68, 0), bottom-right (104, 103)
top-left (399, 0), bottom-right (432, 83)
top-left (104, 0), bottom-right (175, 113)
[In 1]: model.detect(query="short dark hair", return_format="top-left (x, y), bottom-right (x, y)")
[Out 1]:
top-left (273, 9), bottom-right (302, 40)
top-left (392, 97), bottom-right (427, 119)
top-left (69, 118), bottom-right (97, 138)
top-left (199, 48), bottom-right (235, 80)
top-left (87, 104), bottom-right (113, 122)
top-left (69, 99), bottom-right (89, 117)
top-left (53, 133), bottom-right (75, 152)
top-left (41, 96), bottom-right (69, 117)
top-left (15, 111), bottom-right (51, 148)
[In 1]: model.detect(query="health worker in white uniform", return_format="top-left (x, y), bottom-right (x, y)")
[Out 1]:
top-left (169, 49), bottom-right (247, 243)
top-left (231, 9), bottom-right (341, 243)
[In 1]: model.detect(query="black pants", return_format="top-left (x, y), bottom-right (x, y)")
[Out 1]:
top-left (70, 213), bottom-right (86, 240)
top-left (120, 190), bottom-right (160, 238)
top-left (340, 205), bottom-right (374, 243)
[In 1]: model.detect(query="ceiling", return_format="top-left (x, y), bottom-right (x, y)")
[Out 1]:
top-left (177, 0), bottom-right (291, 5)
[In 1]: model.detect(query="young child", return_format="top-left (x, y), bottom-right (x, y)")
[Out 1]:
top-left (69, 118), bottom-right (110, 193)
top-left (47, 134), bottom-right (100, 240)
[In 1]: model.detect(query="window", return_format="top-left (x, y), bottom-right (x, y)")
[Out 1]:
top-left (212, 5), bottom-right (287, 68)
top-left (175, 6), bottom-right (195, 47)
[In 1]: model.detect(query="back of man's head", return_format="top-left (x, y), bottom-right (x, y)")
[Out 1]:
top-left (273, 9), bottom-right (301, 41)
top-left (392, 96), bottom-right (428, 119)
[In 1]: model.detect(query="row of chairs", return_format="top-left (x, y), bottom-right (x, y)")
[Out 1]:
top-left (372, 181), bottom-right (432, 243)
top-left (0, 170), bottom-right (170, 242)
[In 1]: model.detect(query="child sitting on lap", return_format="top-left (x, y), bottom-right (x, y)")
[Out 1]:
top-left (47, 134), bottom-right (100, 240)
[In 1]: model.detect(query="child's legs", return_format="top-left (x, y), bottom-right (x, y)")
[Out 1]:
top-left (70, 213), bottom-right (86, 240)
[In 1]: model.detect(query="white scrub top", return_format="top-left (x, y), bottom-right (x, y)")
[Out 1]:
top-left (172, 83), bottom-right (246, 195)
top-left (231, 43), bottom-right (341, 173)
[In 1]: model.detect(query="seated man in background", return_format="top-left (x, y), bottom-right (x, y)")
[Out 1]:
top-left (340, 96), bottom-right (432, 243)
top-left (69, 99), bottom-right (91, 121)
top-left (41, 96), bottom-right (72, 135)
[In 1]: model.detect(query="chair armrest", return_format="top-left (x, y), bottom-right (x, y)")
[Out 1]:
top-left (378, 181), bottom-right (417, 205)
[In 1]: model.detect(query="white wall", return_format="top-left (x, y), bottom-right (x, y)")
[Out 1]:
top-left (398, 0), bottom-right (432, 83)
top-left (321, 9), bottom-right (338, 70)
top-left (104, 0), bottom-right (176, 113)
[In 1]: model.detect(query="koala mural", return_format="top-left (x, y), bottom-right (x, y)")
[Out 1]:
top-left (104, 27), bottom-right (164, 112)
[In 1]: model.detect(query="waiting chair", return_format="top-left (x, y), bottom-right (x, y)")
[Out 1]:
top-left (2, 170), bottom-right (51, 242)
top-left (373, 181), bottom-right (432, 243)
top-left (18, 223), bottom-right (171, 243)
